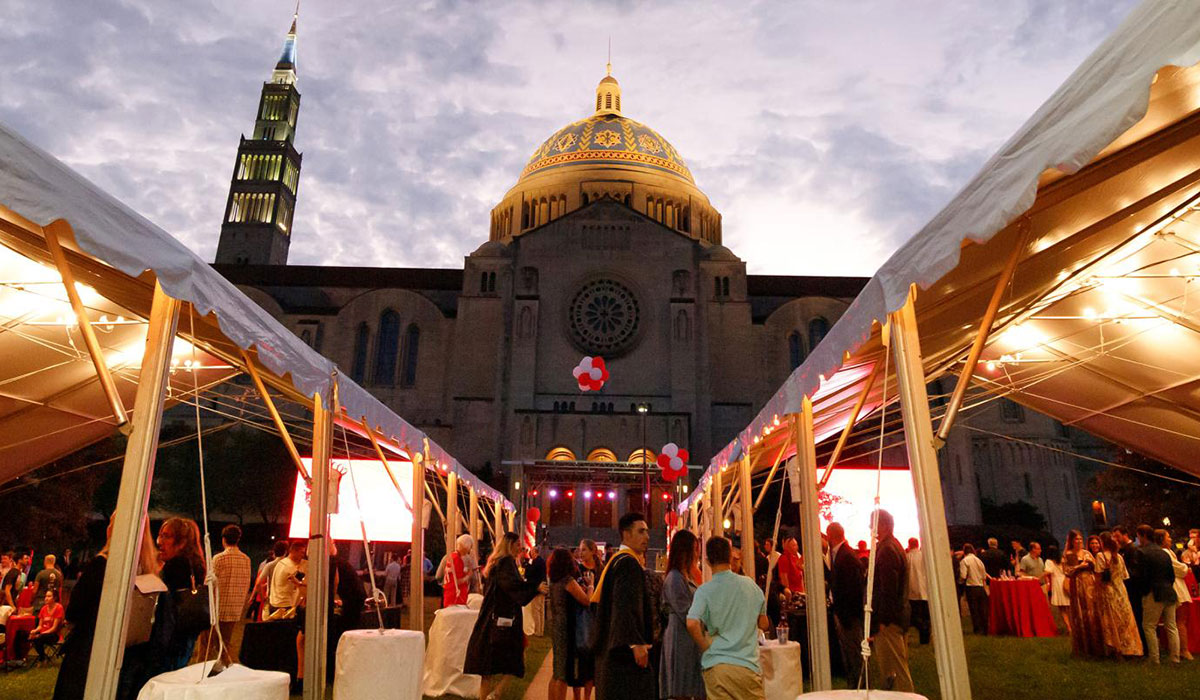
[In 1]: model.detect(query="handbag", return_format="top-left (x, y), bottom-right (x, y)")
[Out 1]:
top-left (173, 572), bottom-right (211, 638)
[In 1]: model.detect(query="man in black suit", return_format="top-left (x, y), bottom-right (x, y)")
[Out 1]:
top-left (979, 538), bottom-right (1008, 579)
top-left (1141, 528), bottom-right (1181, 664)
top-left (826, 522), bottom-right (865, 685)
top-left (1113, 525), bottom-right (1146, 655)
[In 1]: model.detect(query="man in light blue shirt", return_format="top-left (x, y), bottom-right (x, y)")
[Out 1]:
top-left (687, 537), bottom-right (769, 700)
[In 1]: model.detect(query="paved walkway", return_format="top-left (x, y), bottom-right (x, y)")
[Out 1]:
top-left (521, 649), bottom-right (554, 700)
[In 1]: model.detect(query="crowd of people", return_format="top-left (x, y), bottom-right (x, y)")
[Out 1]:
top-left (953, 526), bottom-right (1200, 664)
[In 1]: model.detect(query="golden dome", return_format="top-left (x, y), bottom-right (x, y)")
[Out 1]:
top-left (488, 68), bottom-right (722, 245)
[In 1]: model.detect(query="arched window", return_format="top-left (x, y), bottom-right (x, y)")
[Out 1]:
top-left (401, 324), bottom-right (420, 387)
top-left (808, 316), bottom-right (830, 352)
top-left (488, 272), bottom-right (496, 292)
top-left (788, 331), bottom-right (805, 370)
top-left (372, 309), bottom-right (401, 386)
top-left (546, 446), bottom-right (576, 462)
top-left (587, 448), bottom-right (617, 463)
top-left (350, 323), bottom-right (370, 382)
top-left (627, 449), bottom-right (656, 465)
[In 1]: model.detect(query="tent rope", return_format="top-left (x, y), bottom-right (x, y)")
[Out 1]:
top-left (857, 328), bottom-right (891, 693)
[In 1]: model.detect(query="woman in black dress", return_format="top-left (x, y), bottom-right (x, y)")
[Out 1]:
top-left (153, 518), bottom-right (207, 672)
top-left (464, 532), bottom-right (547, 699)
top-left (546, 548), bottom-right (595, 700)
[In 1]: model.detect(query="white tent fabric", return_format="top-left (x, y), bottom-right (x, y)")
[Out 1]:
top-left (0, 119), bottom-right (509, 507)
top-left (687, 0), bottom-right (1200, 506)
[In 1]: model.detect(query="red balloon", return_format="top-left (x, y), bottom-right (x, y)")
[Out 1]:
top-left (527, 507), bottom-right (541, 522)
top-left (665, 511), bottom-right (678, 527)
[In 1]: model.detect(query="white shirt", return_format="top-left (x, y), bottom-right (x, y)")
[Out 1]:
top-left (270, 556), bottom-right (301, 608)
top-left (906, 548), bottom-right (928, 600)
top-left (960, 553), bottom-right (987, 587)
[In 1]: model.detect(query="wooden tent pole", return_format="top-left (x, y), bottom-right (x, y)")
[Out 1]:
top-left (468, 486), bottom-right (480, 561)
top-left (408, 441), bottom-right (428, 631)
top-left (738, 453), bottom-right (756, 581)
top-left (891, 293), bottom-right (972, 700)
top-left (243, 349), bottom-right (310, 482)
top-left (43, 220), bottom-right (128, 428)
top-left (84, 283), bottom-right (178, 700)
top-left (711, 466), bottom-right (725, 539)
top-left (793, 405), bottom-right (832, 690)
top-left (303, 383), bottom-right (335, 700)
top-left (754, 439), bottom-right (792, 510)
top-left (494, 499), bottom-right (504, 537)
top-left (446, 471), bottom-right (460, 553)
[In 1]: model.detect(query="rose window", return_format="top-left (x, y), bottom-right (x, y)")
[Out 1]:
top-left (568, 279), bottom-right (641, 355)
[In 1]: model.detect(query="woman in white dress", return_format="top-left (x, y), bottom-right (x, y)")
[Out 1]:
top-left (1044, 545), bottom-right (1070, 633)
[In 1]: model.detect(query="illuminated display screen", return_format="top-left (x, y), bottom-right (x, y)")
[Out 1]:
top-left (818, 466), bottom-right (920, 548)
top-left (288, 458), bottom-right (414, 542)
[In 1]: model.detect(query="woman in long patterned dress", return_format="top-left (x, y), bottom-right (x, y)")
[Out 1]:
top-left (1094, 532), bottom-right (1143, 657)
top-left (1062, 530), bottom-right (1105, 657)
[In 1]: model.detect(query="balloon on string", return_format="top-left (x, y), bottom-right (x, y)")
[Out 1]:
top-left (657, 442), bottom-right (689, 481)
top-left (572, 356), bottom-right (609, 391)
top-left (664, 510), bottom-right (678, 528)
top-left (527, 507), bottom-right (541, 522)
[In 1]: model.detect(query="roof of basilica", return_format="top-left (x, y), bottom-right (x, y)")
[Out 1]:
top-left (519, 113), bottom-right (694, 185)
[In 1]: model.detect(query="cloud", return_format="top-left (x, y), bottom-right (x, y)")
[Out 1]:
top-left (0, 0), bottom-right (1140, 275)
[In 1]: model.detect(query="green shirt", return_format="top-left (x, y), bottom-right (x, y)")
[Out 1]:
top-left (687, 570), bottom-right (766, 672)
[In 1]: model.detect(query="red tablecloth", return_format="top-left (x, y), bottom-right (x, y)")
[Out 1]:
top-left (988, 579), bottom-right (1057, 637)
top-left (3, 614), bottom-right (36, 662)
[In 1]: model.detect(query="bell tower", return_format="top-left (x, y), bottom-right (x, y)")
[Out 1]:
top-left (214, 11), bottom-right (303, 266)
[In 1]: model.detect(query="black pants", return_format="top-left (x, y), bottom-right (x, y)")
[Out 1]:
top-left (833, 614), bottom-right (864, 685)
top-left (909, 599), bottom-right (931, 644)
top-left (965, 586), bottom-right (989, 635)
top-left (1126, 583), bottom-right (1146, 656)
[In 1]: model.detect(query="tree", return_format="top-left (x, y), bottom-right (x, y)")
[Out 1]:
top-left (1090, 451), bottom-right (1200, 532)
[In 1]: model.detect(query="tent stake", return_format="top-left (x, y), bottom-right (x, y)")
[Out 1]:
top-left (84, 282), bottom-right (178, 700)
top-left (43, 220), bottom-right (128, 429)
top-left (303, 382), bottom-right (336, 700)
top-left (792, 405), bottom-right (832, 691)
top-left (243, 349), bottom-right (311, 483)
top-left (935, 218), bottom-right (1029, 447)
top-left (891, 292), bottom-right (972, 700)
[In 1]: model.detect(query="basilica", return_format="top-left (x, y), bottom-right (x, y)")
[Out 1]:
top-left (213, 18), bottom-right (1094, 543)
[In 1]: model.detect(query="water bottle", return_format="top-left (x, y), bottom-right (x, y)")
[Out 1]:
top-left (776, 619), bottom-right (789, 644)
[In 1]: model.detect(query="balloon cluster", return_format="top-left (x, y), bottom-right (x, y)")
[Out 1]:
top-left (572, 356), bottom-right (609, 391)
top-left (657, 442), bottom-right (689, 481)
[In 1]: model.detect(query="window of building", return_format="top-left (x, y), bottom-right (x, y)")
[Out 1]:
top-left (808, 317), bottom-right (830, 352)
top-left (1000, 399), bottom-right (1025, 423)
top-left (628, 449), bottom-right (655, 465)
top-left (787, 331), bottom-right (804, 370)
top-left (401, 324), bottom-right (420, 387)
top-left (372, 309), bottom-right (401, 386)
top-left (587, 448), bottom-right (617, 463)
top-left (350, 323), bottom-right (369, 383)
top-left (546, 446), bottom-right (576, 462)
top-left (549, 491), bottom-right (575, 526)
top-left (296, 320), bottom-right (322, 351)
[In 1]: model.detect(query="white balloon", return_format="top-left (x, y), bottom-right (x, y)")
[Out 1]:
top-left (670, 456), bottom-right (684, 471)
top-left (572, 367), bottom-right (585, 379)
top-left (589, 367), bottom-right (603, 380)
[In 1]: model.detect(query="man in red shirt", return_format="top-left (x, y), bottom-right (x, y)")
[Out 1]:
top-left (777, 537), bottom-right (805, 595)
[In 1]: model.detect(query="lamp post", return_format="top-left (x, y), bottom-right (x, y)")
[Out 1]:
top-left (637, 403), bottom-right (649, 510)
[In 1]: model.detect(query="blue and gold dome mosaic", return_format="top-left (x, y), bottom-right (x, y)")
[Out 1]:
top-left (519, 113), bottom-right (694, 185)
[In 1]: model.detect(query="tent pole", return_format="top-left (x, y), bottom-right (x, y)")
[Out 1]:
top-left (935, 218), bottom-right (1028, 446)
top-left (494, 500), bottom-right (504, 536)
top-left (424, 482), bottom-right (447, 524)
top-left (243, 349), bottom-right (311, 482)
top-left (468, 486), bottom-right (480, 561)
top-left (792, 404), bottom-right (832, 691)
top-left (446, 471), bottom-right (460, 552)
top-left (711, 466), bottom-right (724, 539)
top-left (891, 293), bottom-right (972, 700)
top-left (688, 499), bottom-right (698, 535)
top-left (753, 439), bottom-right (791, 510)
top-left (701, 483), bottom-right (713, 581)
top-left (408, 440), bottom-right (428, 632)
top-left (303, 383), bottom-right (335, 700)
top-left (84, 283), bottom-right (178, 700)
top-left (818, 360), bottom-right (882, 488)
top-left (43, 220), bottom-right (128, 428)
top-left (738, 452), bottom-right (756, 581)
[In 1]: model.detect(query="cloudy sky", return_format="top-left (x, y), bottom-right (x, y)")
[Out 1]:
top-left (0, 0), bottom-right (1140, 276)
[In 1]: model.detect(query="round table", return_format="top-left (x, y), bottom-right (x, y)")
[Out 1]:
top-left (423, 606), bottom-right (482, 698)
top-left (759, 640), bottom-right (802, 700)
top-left (334, 629), bottom-right (424, 700)
top-left (136, 662), bottom-right (289, 700)
top-left (987, 579), bottom-right (1057, 637)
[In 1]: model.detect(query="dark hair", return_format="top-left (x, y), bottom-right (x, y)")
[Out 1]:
top-left (44, 589), bottom-right (59, 602)
top-left (1153, 529), bottom-right (1169, 546)
top-left (221, 524), bottom-right (242, 547)
top-left (273, 540), bottom-right (289, 557)
top-left (1112, 525), bottom-right (1129, 538)
top-left (1045, 545), bottom-right (1060, 563)
top-left (667, 530), bottom-right (698, 574)
top-left (288, 539), bottom-right (308, 553)
top-left (1137, 524), bottom-right (1154, 541)
top-left (706, 536), bottom-right (732, 566)
top-left (1066, 529), bottom-right (1083, 549)
top-left (963, 543), bottom-right (975, 554)
top-left (1100, 532), bottom-right (1119, 555)
top-left (547, 547), bottom-right (577, 583)
top-left (873, 509), bottom-right (894, 534)
top-left (619, 512), bottom-right (646, 535)
top-left (160, 518), bottom-right (205, 575)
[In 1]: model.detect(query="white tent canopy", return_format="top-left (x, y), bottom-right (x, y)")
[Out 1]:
top-left (684, 0), bottom-right (1200, 505)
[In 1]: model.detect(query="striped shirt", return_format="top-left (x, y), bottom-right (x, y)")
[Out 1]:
top-left (212, 547), bottom-right (252, 622)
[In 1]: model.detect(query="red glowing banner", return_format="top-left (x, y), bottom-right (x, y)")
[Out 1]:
top-left (288, 458), bottom-right (414, 542)
top-left (817, 466), bottom-right (919, 548)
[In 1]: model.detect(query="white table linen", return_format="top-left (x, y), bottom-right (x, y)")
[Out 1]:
top-left (758, 640), bottom-right (803, 700)
top-left (136, 662), bottom-right (288, 700)
top-left (422, 605), bottom-right (481, 698)
top-left (800, 691), bottom-right (927, 699)
top-left (334, 629), bottom-right (424, 700)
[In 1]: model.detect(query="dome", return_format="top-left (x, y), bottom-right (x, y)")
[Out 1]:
top-left (518, 113), bottom-right (694, 186)
top-left (488, 67), bottom-right (722, 246)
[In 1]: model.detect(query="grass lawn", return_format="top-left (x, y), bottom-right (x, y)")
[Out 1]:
top-left (6, 626), bottom-right (1195, 699)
